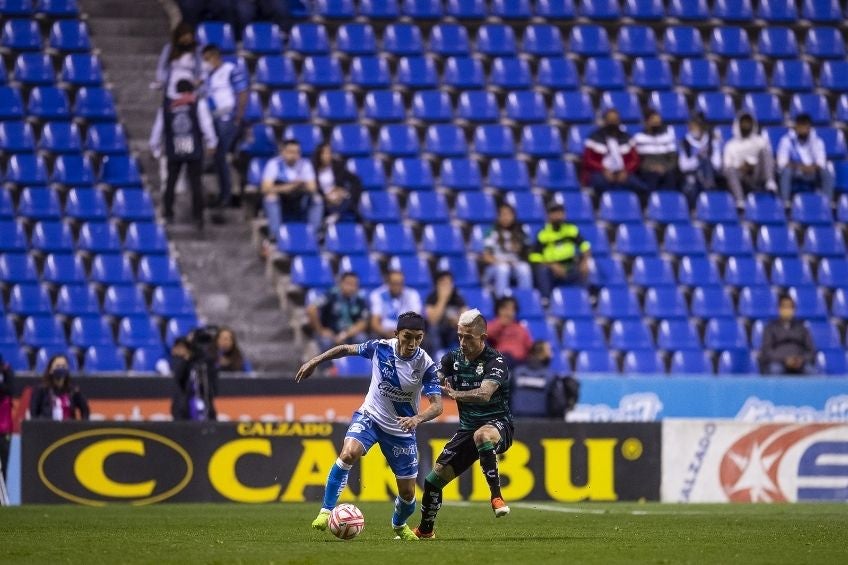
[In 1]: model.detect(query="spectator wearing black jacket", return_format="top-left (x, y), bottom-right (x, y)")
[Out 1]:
top-left (171, 332), bottom-right (219, 420)
top-left (0, 355), bottom-right (14, 480)
top-left (29, 355), bottom-right (89, 421)
top-left (312, 142), bottom-right (362, 225)
top-left (760, 295), bottom-right (817, 375)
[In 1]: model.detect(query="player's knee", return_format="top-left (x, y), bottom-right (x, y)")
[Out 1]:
top-left (398, 483), bottom-right (415, 501)
top-left (474, 428), bottom-right (498, 445)
top-left (339, 446), bottom-right (362, 465)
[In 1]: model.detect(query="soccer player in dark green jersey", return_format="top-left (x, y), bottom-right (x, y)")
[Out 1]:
top-left (414, 308), bottom-right (514, 539)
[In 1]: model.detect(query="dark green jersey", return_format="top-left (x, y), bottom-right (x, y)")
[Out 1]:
top-left (439, 346), bottom-right (512, 430)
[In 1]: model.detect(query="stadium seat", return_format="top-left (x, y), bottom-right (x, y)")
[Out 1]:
top-left (669, 0), bottom-right (710, 19)
top-left (335, 23), bottom-right (376, 56)
top-left (535, 159), bottom-right (578, 193)
top-left (670, 350), bottom-right (711, 374)
top-left (411, 90), bottom-right (453, 124)
top-left (359, 0), bottom-right (399, 19)
top-left (17, 187), bottom-right (61, 221)
top-left (561, 319), bottom-right (606, 352)
top-left (283, 124), bottom-right (321, 156)
top-left (407, 192), bottom-right (449, 224)
top-left (489, 56), bottom-right (532, 91)
top-left (790, 94), bottom-right (831, 125)
top-left (254, 56), bottom-right (297, 90)
top-left (41, 253), bottom-right (85, 286)
top-left (0, 120), bottom-right (35, 153)
top-left (623, 351), bottom-right (663, 374)
top-left (436, 256), bottom-right (479, 288)
top-left (558, 192), bottom-right (595, 224)
top-left (424, 124), bottom-right (467, 158)
top-left (663, 224), bottom-right (707, 257)
top-left (788, 286), bottom-right (827, 320)
top-left (521, 24), bottom-right (563, 58)
top-left (439, 158), bottom-right (482, 192)
top-left (663, 26), bottom-right (704, 58)
top-left (756, 225), bottom-right (799, 256)
top-left (771, 60), bottom-right (814, 92)
top-left (756, 27), bottom-right (799, 59)
top-left (118, 316), bottom-right (163, 349)
top-left (359, 192), bottom-right (400, 224)
top-left (615, 224), bottom-right (658, 256)
top-left (387, 256), bottom-right (431, 293)
top-left (717, 350), bottom-right (754, 375)
top-left (757, 0), bottom-right (797, 22)
top-left (165, 316), bottom-right (199, 347)
top-left (402, 0), bottom-right (443, 19)
top-left (833, 289), bottom-right (848, 319)
top-left (601, 91), bottom-right (642, 124)
top-left (507, 288), bottom-right (544, 321)
top-left (791, 192), bottom-right (833, 227)
top-left (583, 57), bottom-right (625, 91)
top-left (622, 0), bottom-right (664, 20)
top-left (90, 254), bottom-right (134, 286)
top-left (502, 192), bottom-right (543, 224)
top-left (383, 23), bottom-right (423, 57)
top-left (801, 0), bottom-right (842, 22)
top-left (0, 253), bottom-right (37, 285)
top-left (649, 91), bottom-right (690, 124)
top-left (598, 191), bottom-right (641, 224)
top-left (0, 342), bottom-right (28, 371)
top-left (391, 158), bottom-right (433, 191)
top-left (805, 320), bottom-right (840, 352)
top-left (473, 125), bottom-right (515, 159)
top-left (77, 221), bottom-right (121, 254)
top-left (9, 282), bottom-right (53, 316)
top-left (713, 0), bottom-right (753, 21)
top-left (658, 319), bottom-right (702, 352)
top-left (520, 125), bottom-right (563, 159)
top-left (421, 224), bottom-right (465, 256)
top-left (6, 153), bottom-right (47, 186)
top-left (455, 191), bottom-right (496, 226)
top-left (454, 90), bottom-right (498, 125)
top-left (302, 55), bottom-right (344, 89)
top-left (99, 155), bottom-right (142, 187)
top-left (150, 286), bottom-right (196, 318)
top-left (124, 222), bottom-right (167, 255)
top-left (316, 89), bottom-right (358, 123)
top-left (504, 90), bottom-right (548, 124)
top-left (610, 319), bottom-right (654, 351)
top-left (817, 127), bottom-right (848, 160)
top-left (618, 25), bottom-right (657, 58)
top-left (691, 286), bottom-right (734, 318)
top-left (22, 315), bottom-right (66, 348)
top-left (723, 256), bottom-right (767, 288)
top-left (547, 286), bottom-right (592, 321)
top-left (85, 122), bottom-right (128, 155)
top-left (737, 286), bottom-right (778, 320)
top-left (695, 92), bottom-right (735, 124)
top-left (2, 18), bottom-right (41, 51)
top-left (277, 223), bottom-right (318, 255)
top-left (378, 124), bottom-right (419, 158)
top-left (84, 345), bottom-right (126, 373)
top-left (567, 25), bottom-right (610, 57)
top-left (288, 23), bottom-right (330, 56)
top-left (551, 91), bottom-right (594, 125)
top-left (710, 27), bottom-right (751, 59)
top-left (60, 53), bottom-right (103, 87)
top-left (704, 318), bottom-right (748, 351)
top-left (324, 223), bottom-right (368, 256)
top-left (678, 59), bottom-right (720, 91)
top-left (631, 257), bottom-right (675, 288)
top-left (0, 219), bottom-right (27, 253)
top-left (55, 284), bottom-right (99, 318)
top-left (587, 256), bottom-right (625, 287)
top-left (0, 191), bottom-right (11, 220)
top-left (337, 255), bottom-right (382, 290)
top-left (31, 220), bottom-right (73, 254)
top-left (138, 255), bottom-right (181, 287)
top-left (743, 93), bottom-right (783, 126)
top-left (476, 24), bottom-right (516, 58)
top-left (330, 124), bottom-right (372, 157)
top-left (267, 90), bottom-right (311, 123)
top-left (487, 158), bottom-right (530, 192)
top-left (575, 350), bottom-right (616, 374)
top-left (631, 58), bottom-right (673, 91)
top-left (580, 0), bottom-right (618, 19)
top-left (597, 287), bottom-right (641, 320)
top-left (645, 191), bottom-right (688, 225)
top-left (130, 347), bottom-right (166, 373)
top-left (817, 351), bottom-right (848, 376)
top-left (693, 192), bottom-right (738, 225)
top-left (241, 21), bottom-right (282, 55)
top-left (644, 286), bottom-right (689, 320)
top-left (361, 90), bottom-right (405, 124)
top-left (744, 192), bottom-right (786, 225)
top-left (803, 225), bottom-right (846, 257)
top-left (536, 57), bottom-right (579, 92)
top-left (817, 257), bottom-right (848, 290)
top-left (804, 27), bottom-right (844, 59)
top-left (711, 224), bottom-right (754, 256)
top-left (52, 154), bottom-right (95, 186)
top-left (69, 316), bottom-right (114, 348)
top-left (197, 21), bottom-right (235, 52)
top-left (0, 86), bottom-right (24, 120)
top-left (0, 316), bottom-right (19, 345)
top-left (442, 56), bottom-right (485, 91)
top-left (725, 59), bottom-right (767, 92)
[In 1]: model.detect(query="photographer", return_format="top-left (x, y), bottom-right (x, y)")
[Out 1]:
top-left (171, 329), bottom-right (220, 421)
top-left (0, 355), bottom-right (13, 480)
top-left (29, 355), bottom-right (89, 421)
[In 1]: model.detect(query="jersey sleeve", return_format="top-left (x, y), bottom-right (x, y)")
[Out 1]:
top-left (357, 339), bottom-right (379, 359)
top-left (421, 361), bottom-right (441, 397)
top-left (483, 354), bottom-right (509, 389)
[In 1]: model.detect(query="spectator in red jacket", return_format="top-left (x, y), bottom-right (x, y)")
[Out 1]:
top-left (487, 296), bottom-right (533, 366)
top-left (581, 109), bottom-right (644, 196)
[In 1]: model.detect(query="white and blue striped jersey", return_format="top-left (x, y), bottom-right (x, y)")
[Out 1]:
top-left (356, 339), bottom-right (440, 436)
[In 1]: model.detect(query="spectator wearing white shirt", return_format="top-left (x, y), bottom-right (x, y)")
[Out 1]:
top-left (260, 139), bottom-right (319, 243)
top-left (201, 44), bottom-right (249, 208)
top-left (776, 114), bottom-right (833, 202)
top-left (369, 271), bottom-right (423, 339)
top-left (678, 113), bottom-right (723, 205)
top-left (633, 109), bottom-right (680, 193)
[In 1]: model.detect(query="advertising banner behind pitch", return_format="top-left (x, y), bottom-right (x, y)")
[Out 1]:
top-left (662, 420), bottom-right (848, 503)
top-left (22, 421), bottom-right (660, 505)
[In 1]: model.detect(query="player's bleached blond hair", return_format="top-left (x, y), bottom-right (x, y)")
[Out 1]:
top-left (458, 308), bottom-right (487, 334)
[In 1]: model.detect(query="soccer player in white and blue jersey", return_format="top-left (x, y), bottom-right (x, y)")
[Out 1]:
top-left (295, 312), bottom-right (443, 540)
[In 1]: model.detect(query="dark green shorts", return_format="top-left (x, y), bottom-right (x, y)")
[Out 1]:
top-left (434, 419), bottom-right (514, 477)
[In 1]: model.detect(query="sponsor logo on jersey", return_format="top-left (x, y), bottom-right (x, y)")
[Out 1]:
top-left (377, 381), bottom-right (415, 402)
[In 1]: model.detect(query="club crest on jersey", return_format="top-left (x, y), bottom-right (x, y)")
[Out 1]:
top-left (476, 363), bottom-right (484, 375)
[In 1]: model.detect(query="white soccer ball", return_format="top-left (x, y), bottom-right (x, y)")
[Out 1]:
top-left (329, 504), bottom-right (365, 540)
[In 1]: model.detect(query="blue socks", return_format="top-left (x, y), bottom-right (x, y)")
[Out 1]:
top-left (321, 458), bottom-right (352, 511)
top-left (392, 495), bottom-right (416, 528)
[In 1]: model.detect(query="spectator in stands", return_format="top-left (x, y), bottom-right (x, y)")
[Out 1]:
top-left (216, 326), bottom-right (252, 372)
top-left (154, 21), bottom-right (202, 92)
top-left (0, 355), bottom-right (13, 480)
top-left (487, 296), bottom-right (533, 366)
top-left (679, 112), bottom-right (723, 204)
top-left (233, 0), bottom-right (295, 36)
top-left (581, 108), bottom-right (642, 194)
top-left (760, 294), bottom-right (817, 376)
top-left (201, 44), bottom-right (249, 209)
top-left (776, 113), bottom-right (833, 202)
top-left (482, 203), bottom-right (533, 298)
top-left (723, 112), bottom-right (777, 208)
top-left (424, 271), bottom-right (467, 356)
top-left (312, 142), bottom-right (362, 226)
top-left (171, 330), bottom-right (219, 420)
top-left (260, 139), bottom-right (319, 248)
top-left (633, 109), bottom-right (679, 192)
top-left (307, 272), bottom-right (370, 353)
top-left (150, 79), bottom-right (218, 231)
top-left (369, 270), bottom-right (422, 339)
top-left (29, 355), bottom-right (89, 421)
top-left (528, 203), bottom-right (591, 302)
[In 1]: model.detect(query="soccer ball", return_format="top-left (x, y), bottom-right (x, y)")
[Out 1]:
top-left (329, 504), bottom-right (365, 540)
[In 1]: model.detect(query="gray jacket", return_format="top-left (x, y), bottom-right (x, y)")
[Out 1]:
top-left (760, 319), bottom-right (816, 366)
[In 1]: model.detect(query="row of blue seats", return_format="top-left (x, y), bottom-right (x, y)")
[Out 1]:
top-left (0, 153), bottom-right (141, 186)
top-left (0, 252), bottom-right (181, 287)
top-left (0, 219), bottom-right (167, 255)
top-left (0, 52), bottom-right (103, 87)
top-left (0, 120), bottom-right (128, 155)
top-left (0, 283), bottom-right (195, 319)
top-left (1, 18), bottom-right (89, 52)
top-left (245, 54), bottom-right (848, 95)
top-left (1, 187), bottom-right (153, 222)
top-left (305, 0), bottom-right (845, 24)
top-left (0, 342), bottom-right (167, 373)
top-left (0, 0), bottom-right (78, 18)
top-left (0, 85), bottom-right (117, 122)
top-left (273, 22), bottom-right (848, 61)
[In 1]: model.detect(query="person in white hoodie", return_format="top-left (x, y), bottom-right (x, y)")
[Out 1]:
top-left (678, 112), bottom-right (723, 206)
top-left (722, 112), bottom-right (776, 206)
top-left (776, 113), bottom-right (833, 202)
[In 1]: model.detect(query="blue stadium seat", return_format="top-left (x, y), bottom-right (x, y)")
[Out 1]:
top-left (348, 158), bottom-right (386, 191)
top-left (283, 124), bottom-right (322, 155)
top-left (504, 90), bottom-right (547, 124)
top-left (801, 0), bottom-right (842, 23)
top-left (241, 21), bottom-right (283, 55)
top-left (772, 60), bottom-right (814, 92)
top-left (118, 315), bottom-right (163, 349)
top-left (0, 219), bottom-right (27, 253)
top-left (0, 0), bottom-right (33, 17)
top-left (644, 286), bottom-right (689, 320)
top-left (725, 59), bottom-right (766, 92)
top-left (17, 187), bottom-right (60, 221)
top-left (85, 122), bottom-right (128, 155)
top-left (804, 27), bottom-right (844, 59)
top-left (803, 225), bottom-right (846, 257)
top-left (536, 159), bottom-right (578, 192)
top-left (151, 286), bottom-right (196, 318)
top-left (31, 220), bottom-right (73, 254)
top-left (536, 57), bottom-right (579, 92)
top-left (378, 124), bottom-right (419, 158)
top-left (568, 24), bottom-right (610, 57)
top-left (756, 225), bottom-right (799, 256)
top-left (421, 224), bottom-right (465, 256)
top-left (534, 0), bottom-right (575, 19)
top-left (138, 255), bottom-right (181, 287)
top-left (600, 91), bottom-right (642, 124)
top-left (743, 92), bottom-right (783, 125)
top-left (38, 0), bottom-right (81, 18)
top-left (0, 192), bottom-right (13, 220)
top-left (84, 345), bottom-right (126, 373)
top-left (618, 25), bottom-right (657, 58)
top-left (277, 223), bottom-right (318, 255)
top-left (549, 286), bottom-right (594, 320)
top-left (597, 287), bottom-right (641, 319)
top-left (48, 20), bottom-right (90, 54)
top-left (561, 319), bottom-right (606, 351)
top-left (520, 125), bottom-right (563, 159)
top-left (0, 86), bottom-right (24, 120)
top-left (587, 255), bottom-right (624, 286)
top-left (22, 315), bottom-right (66, 348)
top-left (330, 124), bottom-right (372, 158)
top-left (124, 222), bottom-right (167, 255)
top-left (429, 23), bottom-right (469, 57)
top-left (0, 253), bottom-right (37, 285)
top-left (445, 0), bottom-right (486, 19)
top-left (56, 284), bottom-right (99, 318)
top-left (60, 53), bottom-right (103, 87)
top-left (362, 90), bottom-right (404, 124)
top-left (580, 0), bottom-right (618, 19)
top-left (491, 0), bottom-right (530, 19)
top-left (99, 155), bottom-right (141, 187)
top-left (598, 191), bottom-right (641, 224)
top-left (508, 288), bottom-right (545, 321)
top-left (9, 283), bottom-right (52, 316)
top-left (817, 257), bottom-right (848, 289)
top-left (111, 189), bottom-right (155, 222)
top-left (406, 192), bottom-right (449, 224)
top-left (476, 23), bottom-right (516, 58)
top-left (833, 289), bottom-right (848, 319)
top-left (391, 157), bottom-right (433, 191)
top-left (489, 56), bottom-right (532, 91)
top-left (69, 316), bottom-right (114, 348)
top-left (649, 91), bottom-right (690, 124)
top-left (670, 350), bottom-right (711, 374)
top-left (442, 56), bottom-right (485, 90)
top-left (791, 193), bottom-right (832, 226)
top-left (790, 94), bottom-right (831, 125)
top-left (711, 224), bottom-right (754, 256)
top-left (704, 318), bottom-right (748, 351)
top-left (713, 0), bottom-right (752, 21)
top-left (631, 57), bottom-right (673, 91)
top-left (302, 55), bottom-right (343, 89)
top-left (709, 26), bottom-right (751, 58)
top-left (658, 319), bottom-right (702, 352)
top-left (42, 253), bottom-right (85, 286)
top-left (473, 125), bottom-right (515, 159)
top-left (316, 89), bottom-right (358, 123)
top-left (745, 192), bottom-right (786, 225)
top-left (717, 350), bottom-right (754, 374)
top-left (383, 23), bottom-right (423, 57)
top-left (632, 256), bottom-right (676, 287)
top-left (623, 350), bottom-right (663, 374)
top-left (806, 320), bottom-right (841, 352)
top-left (756, 27), bottom-right (798, 59)
top-left (694, 192), bottom-right (738, 225)
top-left (504, 192), bottom-right (545, 224)
top-left (668, 0), bottom-right (708, 19)
top-left (678, 58), bottom-right (720, 91)
top-left (52, 154), bottom-right (95, 186)
top-left (522, 24), bottom-right (563, 57)
top-left (254, 56), bottom-right (297, 90)
top-left (335, 23), bottom-right (376, 56)
top-left (738, 286), bottom-right (778, 320)
top-left (695, 92), bottom-right (735, 124)
top-left (91, 254), bottom-right (134, 286)
top-left (165, 316), bottom-right (199, 347)
top-left (424, 124), bottom-right (467, 158)
top-left (359, 0), bottom-right (399, 19)
top-left (333, 355), bottom-right (373, 377)
top-left (817, 351), bottom-right (848, 376)
top-left (664, 224), bottom-right (707, 256)
top-left (487, 158), bottom-right (530, 192)
top-left (0, 120), bottom-right (34, 153)
top-left (130, 347), bottom-right (166, 373)
top-left (646, 191), bottom-right (689, 224)
top-left (411, 90), bottom-right (453, 123)
top-left (241, 127), bottom-right (277, 161)
top-left (575, 349), bottom-right (616, 374)
top-left (552, 193), bottom-right (592, 225)
top-left (77, 221), bottom-right (121, 254)
top-left (788, 286), bottom-right (827, 320)
top-left (583, 57), bottom-right (625, 90)
top-left (289, 23), bottom-right (330, 56)
top-left (724, 256), bottom-right (768, 287)
top-left (387, 256), bottom-right (431, 292)
top-left (551, 91), bottom-right (594, 124)
top-left (402, 0), bottom-right (442, 19)
top-left (615, 224), bottom-right (658, 256)
top-left (437, 256), bottom-right (480, 288)
top-left (623, 0), bottom-right (663, 20)
top-left (0, 317), bottom-right (19, 346)
top-left (691, 286), bottom-right (734, 318)
top-left (1, 18), bottom-right (40, 51)
top-left (440, 158), bottom-right (482, 192)
top-left (197, 21), bottom-right (235, 53)
top-left (757, 0), bottom-right (797, 22)
top-left (817, 127), bottom-right (848, 160)
top-left (38, 123), bottom-right (83, 159)
top-left (33, 346), bottom-right (78, 373)
top-left (337, 255), bottom-right (382, 290)
top-left (267, 90), bottom-right (310, 123)
top-left (396, 56), bottom-right (438, 90)
top-left (664, 26), bottom-right (704, 58)
top-left (610, 319), bottom-right (654, 351)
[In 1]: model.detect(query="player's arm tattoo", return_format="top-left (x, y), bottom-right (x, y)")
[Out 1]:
top-left (417, 393), bottom-right (444, 423)
top-left (446, 379), bottom-right (500, 403)
top-left (295, 344), bottom-right (360, 382)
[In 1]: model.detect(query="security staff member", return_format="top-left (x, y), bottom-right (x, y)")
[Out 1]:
top-left (528, 202), bottom-right (591, 301)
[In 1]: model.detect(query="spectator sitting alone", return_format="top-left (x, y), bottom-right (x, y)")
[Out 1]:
top-left (528, 202), bottom-right (590, 302)
top-left (487, 296), bottom-right (533, 366)
top-left (776, 113), bottom-right (833, 202)
top-left (482, 203), bottom-right (533, 298)
top-left (760, 294), bottom-right (817, 375)
top-left (722, 112), bottom-right (776, 208)
top-left (312, 142), bottom-right (363, 226)
top-left (261, 138), bottom-right (319, 248)
top-left (308, 272), bottom-right (370, 353)
top-left (29, 355), bottom-right (89, 421)
top-left (424, 271), bottom-right (467, 356)
top-left (369, 270), bottom-right (422, 339)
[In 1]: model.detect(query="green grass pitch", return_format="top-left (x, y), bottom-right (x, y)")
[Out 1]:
top-left (2, 502), bottom-right (847, 564)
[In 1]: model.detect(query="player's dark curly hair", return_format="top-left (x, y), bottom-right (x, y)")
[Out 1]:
top-left (397, 311), bottom-right (425, 323)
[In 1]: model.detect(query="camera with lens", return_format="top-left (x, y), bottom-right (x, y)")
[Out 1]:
top-left (189, 325), bottom-right (219, 362)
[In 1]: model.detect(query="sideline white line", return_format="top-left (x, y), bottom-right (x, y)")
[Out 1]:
top-left (513, 502), bottom-right (710, 516)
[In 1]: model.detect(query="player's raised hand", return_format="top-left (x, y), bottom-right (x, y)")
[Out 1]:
top-left (295, 360), bottom-right (317, 382)
top-left (441, 381), bottom-right (457, 400)
top-left (397, 415), bottom-right (420, 432)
